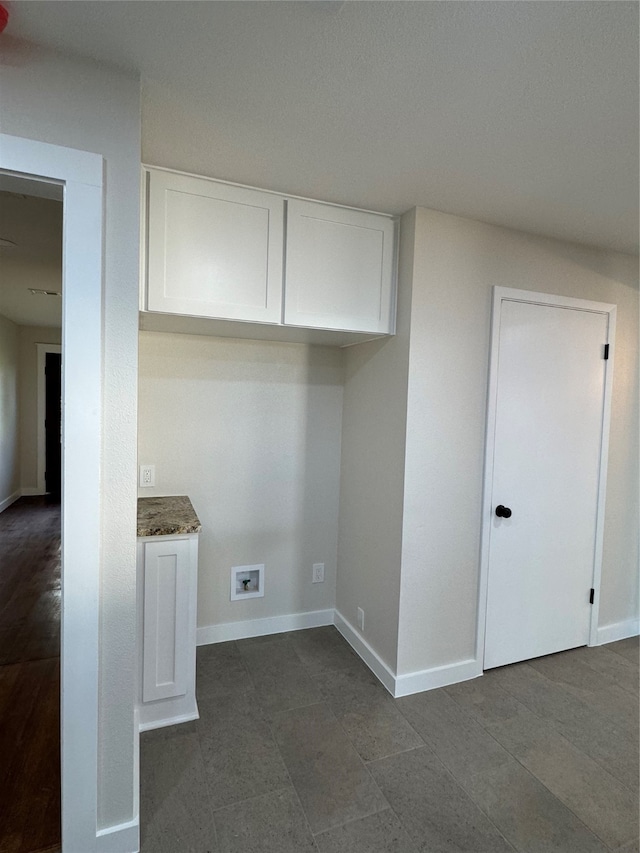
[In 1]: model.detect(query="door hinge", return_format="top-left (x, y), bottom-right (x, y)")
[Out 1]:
top-left (603, 344), bottom-right (609, 360)
top-left (589, 588), bottom-right (595, 604)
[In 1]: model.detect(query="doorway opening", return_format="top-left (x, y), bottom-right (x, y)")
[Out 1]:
top-left (0, 183), bottom-right (63, 851)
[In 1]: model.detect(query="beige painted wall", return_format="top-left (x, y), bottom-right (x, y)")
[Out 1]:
top-left (0, 313), bottom-right (20, 507)
top-left (138, 332), bottom-right (344, 628)
top-left (397, 207), bottom-right (639, 675)
top-left (336, 209), bottom-right (415, 670)
top-left (18, 325), bottom-right (62, 492)
top-left (0, 50), bottom-right (141, 828)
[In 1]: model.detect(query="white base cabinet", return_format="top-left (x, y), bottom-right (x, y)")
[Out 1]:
top-left (137, 532), bottom-right (199, 731)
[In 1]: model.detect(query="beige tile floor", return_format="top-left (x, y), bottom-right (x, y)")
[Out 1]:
top-left (140, 628), bottom-right (639, 853)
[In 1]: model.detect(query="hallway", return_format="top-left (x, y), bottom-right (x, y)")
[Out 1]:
top-left (0, 497), bottom-right (61, 853)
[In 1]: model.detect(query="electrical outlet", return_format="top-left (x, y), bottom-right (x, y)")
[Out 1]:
top-left (357, 607), bottom-right (365, 631)
top-left (312, 562), bottom-right (325, 583)
top-left (139, 464), bottom-right (155, 487)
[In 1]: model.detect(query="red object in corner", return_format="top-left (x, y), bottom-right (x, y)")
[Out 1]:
top-left (0, 4), bottom-right (8, 34)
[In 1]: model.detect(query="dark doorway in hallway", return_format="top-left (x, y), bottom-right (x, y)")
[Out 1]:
top-left (44, 353), bottom-right (62, 503)
top-left (0, 497), bottom-right (61, 853)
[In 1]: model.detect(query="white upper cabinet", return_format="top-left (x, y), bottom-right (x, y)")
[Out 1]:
top-left (146, 170), bottom-right (284, 323)
top-left (284, 199), bottom-right (396, 334)
top-left (143, 167), bottom-right (397, 341)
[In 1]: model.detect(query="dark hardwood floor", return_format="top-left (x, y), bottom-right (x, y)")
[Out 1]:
top-left (0, 498), bottom-right (61, 853)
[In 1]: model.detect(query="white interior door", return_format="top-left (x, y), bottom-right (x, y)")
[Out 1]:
top-left (484, 294), bottom-right (611, 670)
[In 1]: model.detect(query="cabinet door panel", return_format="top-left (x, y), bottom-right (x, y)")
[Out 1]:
top-left (147, 170), bottom-right (284, 323)
top-left (284, 199), bottom-right (395, 333)
top-left (142, 538), bottom-right (191, 702)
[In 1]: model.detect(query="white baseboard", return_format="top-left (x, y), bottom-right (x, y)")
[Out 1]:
top-left (21, 486), bottom-right (44, 497)
top-left (394, 658), bottom-right (482, 698)
top-left (0, 490), bottom-right (20, 513)
top-left (594, 618), bottom-right (640, 645)
top-left (333, 610), bottom-right (397, 696)
top-left (96, 817), bottom-right (139, 853)
top-left (334, 610), bottom-right (482, 698)
top-left (197, 608), bottom-right (334, 646)
top-left (139, 708), bottom-right (200, 733)
top-left (198, 607), bottom-right (483, 699)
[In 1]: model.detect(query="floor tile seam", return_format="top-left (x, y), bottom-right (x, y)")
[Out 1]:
top-left (442, 674), bottom-right (549, 732)
top-left (309, 801), bottom-right (406, 842)
top-left (209, 782), bottom-right (294, 815)
top-left (487, 665), bottom-right (601, 729)
top-left (528, 660), bottom-right (623, 696)
top-left (310, 806), bottom-right (395, 839)
top-left (541, 715), bottom-right (640, 797)
top-left (268, 698), bottom-right (326, 722)
top-left (191, 721), bottom-right (221, 851)
top-left (362, 741), bottom-right (428, 765)
top-left (571, 646), bottom-right (639, 678)
top-left (457, 746), bottom-right (618, 852)
top-left (229, 639), bottom-right (255, 687)
top-left (312, 677), bottom-right (427, 755)
top-left (442, 675), bottom-right (637, 801)
top-left (325, 704), bottom-right (424, 840)
top-left (377, 742), bottom-right (522, 853)
top-left (271, 749), bottom-right (323, 852)
top-left (273, 699), bottom-right (394, 836)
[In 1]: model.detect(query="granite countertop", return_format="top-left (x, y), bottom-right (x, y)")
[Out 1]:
top-left (137, 495), bottom-right (202, 537)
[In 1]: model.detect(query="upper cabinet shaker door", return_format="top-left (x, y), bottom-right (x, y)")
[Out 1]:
top-left (146, 170), bottom-right (284, 323)
top-left (284, 200), bottom-right (396, 334)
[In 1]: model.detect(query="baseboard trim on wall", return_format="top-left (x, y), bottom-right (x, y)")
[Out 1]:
top-left (96, 817), bottom-right (139, 853)
top-left (333, 610), bottom-right (397, 696)
top-left (594, 618), bottom-right (640, 645)
top-left (394, 657), bottom-right (482, 698)
top-left (139, 708), bottom-right (200, 733)
top-left (20, 487), bottom-right (44, 497)
top-left (196, 608), bottom-right (335, 646)
top-left (197, 607), bottom-right (483, 699)
top-left (0, 490), bottom-right (20, 513)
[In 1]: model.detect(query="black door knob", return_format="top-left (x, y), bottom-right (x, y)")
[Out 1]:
top-left (495, 505), bottom-right (512, 518)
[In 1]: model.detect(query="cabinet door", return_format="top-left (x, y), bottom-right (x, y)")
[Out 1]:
top-left (146, 170), bottom-right (284, 323)
top-left (284, 200), bottom-right (396, 334)
top-left (142, 538), bottom-right (192, 702)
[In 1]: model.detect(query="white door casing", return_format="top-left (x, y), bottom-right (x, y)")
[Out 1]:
top-left (0, 134), bottom-right (104, 853)
top-left (477, 287), bottom-right (615, 670)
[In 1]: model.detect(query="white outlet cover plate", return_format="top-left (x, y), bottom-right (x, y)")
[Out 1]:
top-left (312, 562), bottom-right (325, 583)
top-left (139, 464), bottom-right (155, 487)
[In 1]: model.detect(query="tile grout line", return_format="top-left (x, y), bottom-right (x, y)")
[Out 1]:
top-left (214, 638), bottom-right (321, 847)
top-left (192, 713), bottom-right (221, 852)
top-left (480, 666), bottom-right (640, 797)
top-left (444, 670), bottom-right (635, 850)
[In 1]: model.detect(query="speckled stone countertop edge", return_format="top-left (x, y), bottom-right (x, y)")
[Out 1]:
top-left (137, 495), bottom-right (202, 538)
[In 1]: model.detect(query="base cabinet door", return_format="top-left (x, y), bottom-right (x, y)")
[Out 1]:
top-left (284, 199), bottom-right (396, 334)
top-left (138, 534), bottom-right (199, 730)
top-left (146, 169), bottom-right (284, 323)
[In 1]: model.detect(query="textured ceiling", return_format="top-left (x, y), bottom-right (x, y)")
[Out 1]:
top-left (6, 1), bottom-right (640, 254)
top-left (0, 191), bottom-right (62, 327)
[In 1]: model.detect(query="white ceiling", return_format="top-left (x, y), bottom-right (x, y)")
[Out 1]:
top-left (0, 190), bottom-right (62, 327)
top-left (7, 1), bottom-right (640, 255)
